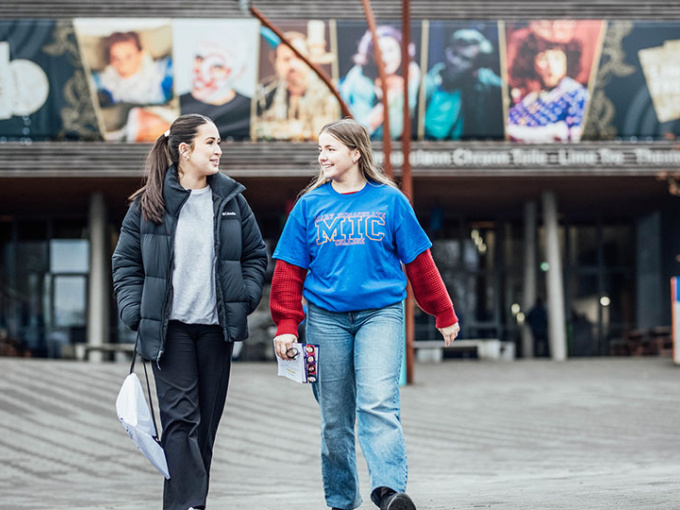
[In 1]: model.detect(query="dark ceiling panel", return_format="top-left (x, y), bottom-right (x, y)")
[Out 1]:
top-left (0, 175), bottom-right (673, 223)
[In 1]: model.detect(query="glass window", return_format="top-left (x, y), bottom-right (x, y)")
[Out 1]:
top-left (463, 239), bottom-right (479, 271)
top-left (480, 273), bottom-right (495, 322)
top-left (602, 271), bottom-right (635, 327)
top-left (567, 271), bottom-right (599, 356)
top-left (53, 276), bottom-right (87, 327)
top-left (16, 242), bottom-right (48, 274)
top-left (460, 273), bottom-right (495, 324)
top-left (464, 225), bottom-right (495, 271)
top-left (481, 229), bottom-right (495, 271)
top-left (602, 226), bottom-right (634, 267)
top-left (568, 272), bottom-right (599, 325)
top-left (444, 273), bottom-right (467, 317)
top-left (17, 271), bottom-right (48, 354)
top-left (569, 309), bottom-right (598, 356)
top-left (50, 240), bottom-right (89, 273)
top-left (504, 222), bottom-right (524, 270)
top-left (432, 239), bottom-right (461, 270)
top-left (568, 226), bottom-right (599, 266)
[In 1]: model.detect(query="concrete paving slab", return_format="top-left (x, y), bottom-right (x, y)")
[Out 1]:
top-left (0, 357), bottom-right (678, 509)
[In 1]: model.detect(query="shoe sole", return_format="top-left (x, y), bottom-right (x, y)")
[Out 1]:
top-left (386, 493), bottom-right (416, 510)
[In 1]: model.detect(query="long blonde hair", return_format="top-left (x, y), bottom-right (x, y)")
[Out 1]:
top-left (301, 119), bottom-right (397, 196)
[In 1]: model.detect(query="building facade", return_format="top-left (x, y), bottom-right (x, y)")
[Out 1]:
top-left (1, 1), bottom-right (679, 359)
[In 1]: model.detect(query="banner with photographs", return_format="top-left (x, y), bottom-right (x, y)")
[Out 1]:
top-left (174, 19), bottom-right (259, 141)
top-left (74, 18), bottom-right (176, 142)
top-left (0, 20), bottom-right (99, 141)
top-left (2, 18), bottom-right (680, 145)
top-left (504, 20), bottom-right (606, 143)
top-left (583, 21), bottom-right (680, 141)
top-left (421, 20), bottom-right (504, 140)
top-left (337, 20), bottom-right (422, 141)
top-left (254, 19), bottom-right (340, 141)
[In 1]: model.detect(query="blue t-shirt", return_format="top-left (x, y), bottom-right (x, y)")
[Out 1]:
top-left (273, 182), bottom-right (432, 312)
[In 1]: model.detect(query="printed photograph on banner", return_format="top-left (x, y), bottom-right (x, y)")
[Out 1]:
top-left (0, 20), bottom-right (99, 141)
top-left (173, 19), bottom-right (259, 141)
top-left (73, 18), bottom-right (177, 142)
top-left (422, 20), bottom-right (504, 141)
top-left (584, 22), bottom-right (680, 141)
top-left (639, 40), bottom-right (680, 123)
top-left (337, 20), bottom-right (423, 140)
top-left (504, 20), bottom-right (605, 143)
top-left (254, 20), bottom-right (340, 141)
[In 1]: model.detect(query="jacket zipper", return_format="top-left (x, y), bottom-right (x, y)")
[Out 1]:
top-left (157, 191), bottom-right (191, 368)
top-left (214, 195), bottom-right (229, 342)
top-left (213, 187), bottom-right (243, 342)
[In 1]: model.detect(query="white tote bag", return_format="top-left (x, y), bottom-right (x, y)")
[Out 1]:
top-left (115, 350), bottom-right (170, 479)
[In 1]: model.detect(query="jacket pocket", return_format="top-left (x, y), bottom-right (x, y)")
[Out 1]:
top-left (218, 260), bottom-right (248, 301)
top-left (226, 302), bottom-right (249, 342)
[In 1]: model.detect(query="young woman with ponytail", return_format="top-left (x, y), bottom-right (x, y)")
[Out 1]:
top-left (112, 113), bottom-right (267, 510)
top-left (270, 119), bottom-right (460, 510)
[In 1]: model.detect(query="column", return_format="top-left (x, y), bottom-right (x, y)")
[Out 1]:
top-left (636, 211), bottom-right (662, 329)
top-left (542, 192), bottom-right (567, 361)
top-left (87, 193), bottom-right (109, 362)
top-left (522, 201), bottom-right (537, 358)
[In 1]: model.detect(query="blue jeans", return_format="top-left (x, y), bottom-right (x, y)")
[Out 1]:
top-left (306, 302), bottom-right (407, 510)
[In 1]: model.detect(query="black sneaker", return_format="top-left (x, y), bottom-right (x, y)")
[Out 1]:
top-left (380, 492), bottom-right (416, 510)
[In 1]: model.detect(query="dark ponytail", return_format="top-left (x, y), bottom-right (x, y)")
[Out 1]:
top-left (129, 113), bottom-right (213, 224)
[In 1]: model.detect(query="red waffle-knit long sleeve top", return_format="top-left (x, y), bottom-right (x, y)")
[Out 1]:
top-left (270, 248), bottom-right (458, 336)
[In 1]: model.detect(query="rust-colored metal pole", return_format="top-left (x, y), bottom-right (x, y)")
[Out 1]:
top-left (400, 0), bottom-right (415, 384)
top-left (360, 0), bottom-right (393, 177)
top-left (248, 4), bottom-right (353, 119)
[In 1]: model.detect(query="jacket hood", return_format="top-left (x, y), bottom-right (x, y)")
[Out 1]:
top-left (163, 165), bottom-right (245, 217)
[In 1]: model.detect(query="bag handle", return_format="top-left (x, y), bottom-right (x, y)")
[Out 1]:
top-left (128, 340), bottom-right (161, 441)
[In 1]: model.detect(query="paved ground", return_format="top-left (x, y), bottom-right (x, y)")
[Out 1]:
top-left (1, 356), bottom-right (679, 510)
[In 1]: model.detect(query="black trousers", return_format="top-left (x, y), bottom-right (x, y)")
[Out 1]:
top-left (153, 321), bottom-right (234, 510)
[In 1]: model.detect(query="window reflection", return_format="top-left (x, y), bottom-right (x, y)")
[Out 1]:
top-left (50, 240), bottom-right (89, 273)
top-left (53, 276), bottom-right (87, 327)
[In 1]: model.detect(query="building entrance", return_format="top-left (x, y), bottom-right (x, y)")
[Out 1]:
top-left (414, 214), bottom-right (636, 357)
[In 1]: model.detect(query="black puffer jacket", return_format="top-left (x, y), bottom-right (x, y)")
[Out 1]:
top-left (112, 166), bottom-right (268, 362)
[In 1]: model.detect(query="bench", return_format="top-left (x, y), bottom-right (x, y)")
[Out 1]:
top-left (75, 342), bottom-right (135, 361)
top-left (414, 338), bottom-right (515, 362)
top-left (609, 327), bottom-right (673, 357)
